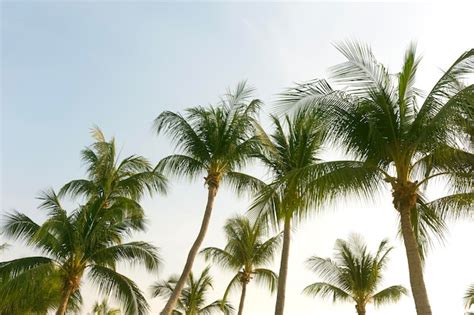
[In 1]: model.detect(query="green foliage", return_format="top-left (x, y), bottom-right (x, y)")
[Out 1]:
top-left (304, 234), bottom-right (407, 309)
top-left (279, 41), bottom-right (474, 258)
top-left (466, 284), bottom-right (474, 310)
top-left (0, 130), bottom-right (163, 314)
top-left (92, 299), bottom-right (121, 315)
top-left (151, 267), bottom-right (234, 315)
top-left (60, 126), bottom-right (167, 204)
top-left (251, 109), bottom-right (380, 227)
top-left (154, 81), bottom-right (264, 192)
top-left (201, 215), bottom-right (280, 301)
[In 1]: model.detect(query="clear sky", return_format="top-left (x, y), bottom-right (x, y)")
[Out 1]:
top-left (1, 2), bottom-right (473, 315)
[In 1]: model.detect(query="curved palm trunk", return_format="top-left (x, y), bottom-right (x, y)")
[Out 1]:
top-left (237, 281), bottom-right (248, 315)
top-left (161, 185), bottom-right (218, 315)
top-left (275, 216), bottom-right (291, 315)
top-left (399, 205), bottom-right (432, 315)
top-left (56, 282), bottom-right (74, 315)
top-left (355, 303), bottom-right (366, 315)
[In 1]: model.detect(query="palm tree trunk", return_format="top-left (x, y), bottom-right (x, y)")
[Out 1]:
top-left (274, 216), bottom-right (291, 315)
top-left (399, 205), bottom-right (432, 315)
top-left (161, 185), bottom-right (218, 315)
top-left (355, 303), bottom-right (366, 315)
top-left (56, 282), bottom-right (74, 315)
top-left (237, 281), bottom-right (247, 315)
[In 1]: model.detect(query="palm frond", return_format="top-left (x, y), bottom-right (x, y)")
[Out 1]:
top-left (88, 265), bottom-right (149, 315)
top-left (372, 285), bottom-right (408, 307)
top-left (253, 268), bottom-right (278, 293)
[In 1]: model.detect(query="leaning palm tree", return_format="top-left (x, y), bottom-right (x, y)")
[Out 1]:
top-left (304, 235), bottom-right (407, 315)
top-left (151, 266), bottom-right (234, 315)
top-left (466, 284), bottom-right (474, 314)
top-left (0, 189), bottom-right (160, 315)
top-left (280, 42), bottom-right (473, 315)
top-left (92, 299), bottom-right (121, 315)
top-left (154, 82), bottom-right (264, 315)
top-left (251, 109), bottom-right (377, 315)
top-left (201, 215), bottom-right (280, 315)
top-left (59, 127), bottom-right (167, 209)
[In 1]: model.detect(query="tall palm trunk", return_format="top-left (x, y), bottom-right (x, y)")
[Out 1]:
top-left (161, 185), bottom-right (218, 315)
top-left (237, 280), bottom-right (248, 315)
top-left (355, 303), bottom-right (366, 315)
top-left (56, 282), bottom-right (74, 315)
top-left (275, 216), bottom-right (291, 315)
top-left (399, 204), bottom-right (432, 315)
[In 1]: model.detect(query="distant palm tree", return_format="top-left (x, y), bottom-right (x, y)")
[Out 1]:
top-left (252, 109), bottom-right (372, 315)
top-left (0, 190), bottom-right (160, 315)
top-left (92, 299), bottom-right (121, 315)
top-left (466, 284), bottom-right (474, 314)
top-left (59, 127), bottom-right (167, 209)
top-left (154, 82), bottom-right (264, 315)
top-left (304, 235), bottom-right (407, 315)
top-left (201, 215), bottom-right (280, 315)
top-left (152, 266), bottom-right (234, 315)
top-left (280, 42), bottom-right (473, 315)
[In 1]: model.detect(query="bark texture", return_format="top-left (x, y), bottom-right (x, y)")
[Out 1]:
top-left (237, 280), bottom-right (248, 315)
top-left (161, 185), bottom-right (218, 315)
top-left (274, 216), bottom-right (291, 315)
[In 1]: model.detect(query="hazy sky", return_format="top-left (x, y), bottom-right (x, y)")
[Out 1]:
top-left (1, 2), bottom-right (473, 315)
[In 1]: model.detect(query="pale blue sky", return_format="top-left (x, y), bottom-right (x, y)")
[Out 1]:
top-left (1, 2), bottom-right (473, 315)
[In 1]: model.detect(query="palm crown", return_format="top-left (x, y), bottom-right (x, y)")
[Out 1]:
top-left (201, 215), bottom-right (280, 315)
top-left (152, 266), bottom-right (233, 315)
top-left (60, 127), bottom-right (167, 206)
top-left (154, 82), bottom-right (263, 191)
top-left (304, 234), bottom-right (407, 315)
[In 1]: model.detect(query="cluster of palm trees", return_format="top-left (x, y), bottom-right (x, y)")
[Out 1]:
top-left (0, 42), bottom-right (472, 315)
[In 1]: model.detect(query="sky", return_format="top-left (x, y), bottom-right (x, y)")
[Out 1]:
top-left (1, 1), bottom-right (474, 315)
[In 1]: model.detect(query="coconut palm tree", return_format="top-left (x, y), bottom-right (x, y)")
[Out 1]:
top-left (304, 234), bottom-right (407, 315)
top-left (59, 127), bottom-right (167, 209)
top-left (466, 284), bottom-right (474, 314)
top-left (251, 109), bottom-right (378, 315)
top-left (0, 189), bottom-right (160, 315)
top-left (154, 82), bottom-right (264, 315)
top-left (92, 299), bottom-right (121, 315)
top-left (280, 42), bottom-right (474, 314)
top-left (151, 266), bottom-right (234, 315)
top-left (201, 215), bottom-right (280, 315)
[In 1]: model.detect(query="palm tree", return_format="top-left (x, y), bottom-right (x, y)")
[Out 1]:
top-left (201, 215), bottom-right (280, 315)
top-left (59, 127), bottom-right (167, 209)
top-left (466, 284), bottom-right (474, 314)
top-left (92, 299), bottom-right (121, 315)
top-left (0, 189), bottom-right (160, 315)
top-left (251, 109), bottom-right (376, 315)
top-left (151, 266), bottom-right (234, 315)
top-left (280, 42), bottom-right (473, 314)
top-left (304, 234), bottom-right (407, 315)
top-left (154, 82), bottom-right (264, 315)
